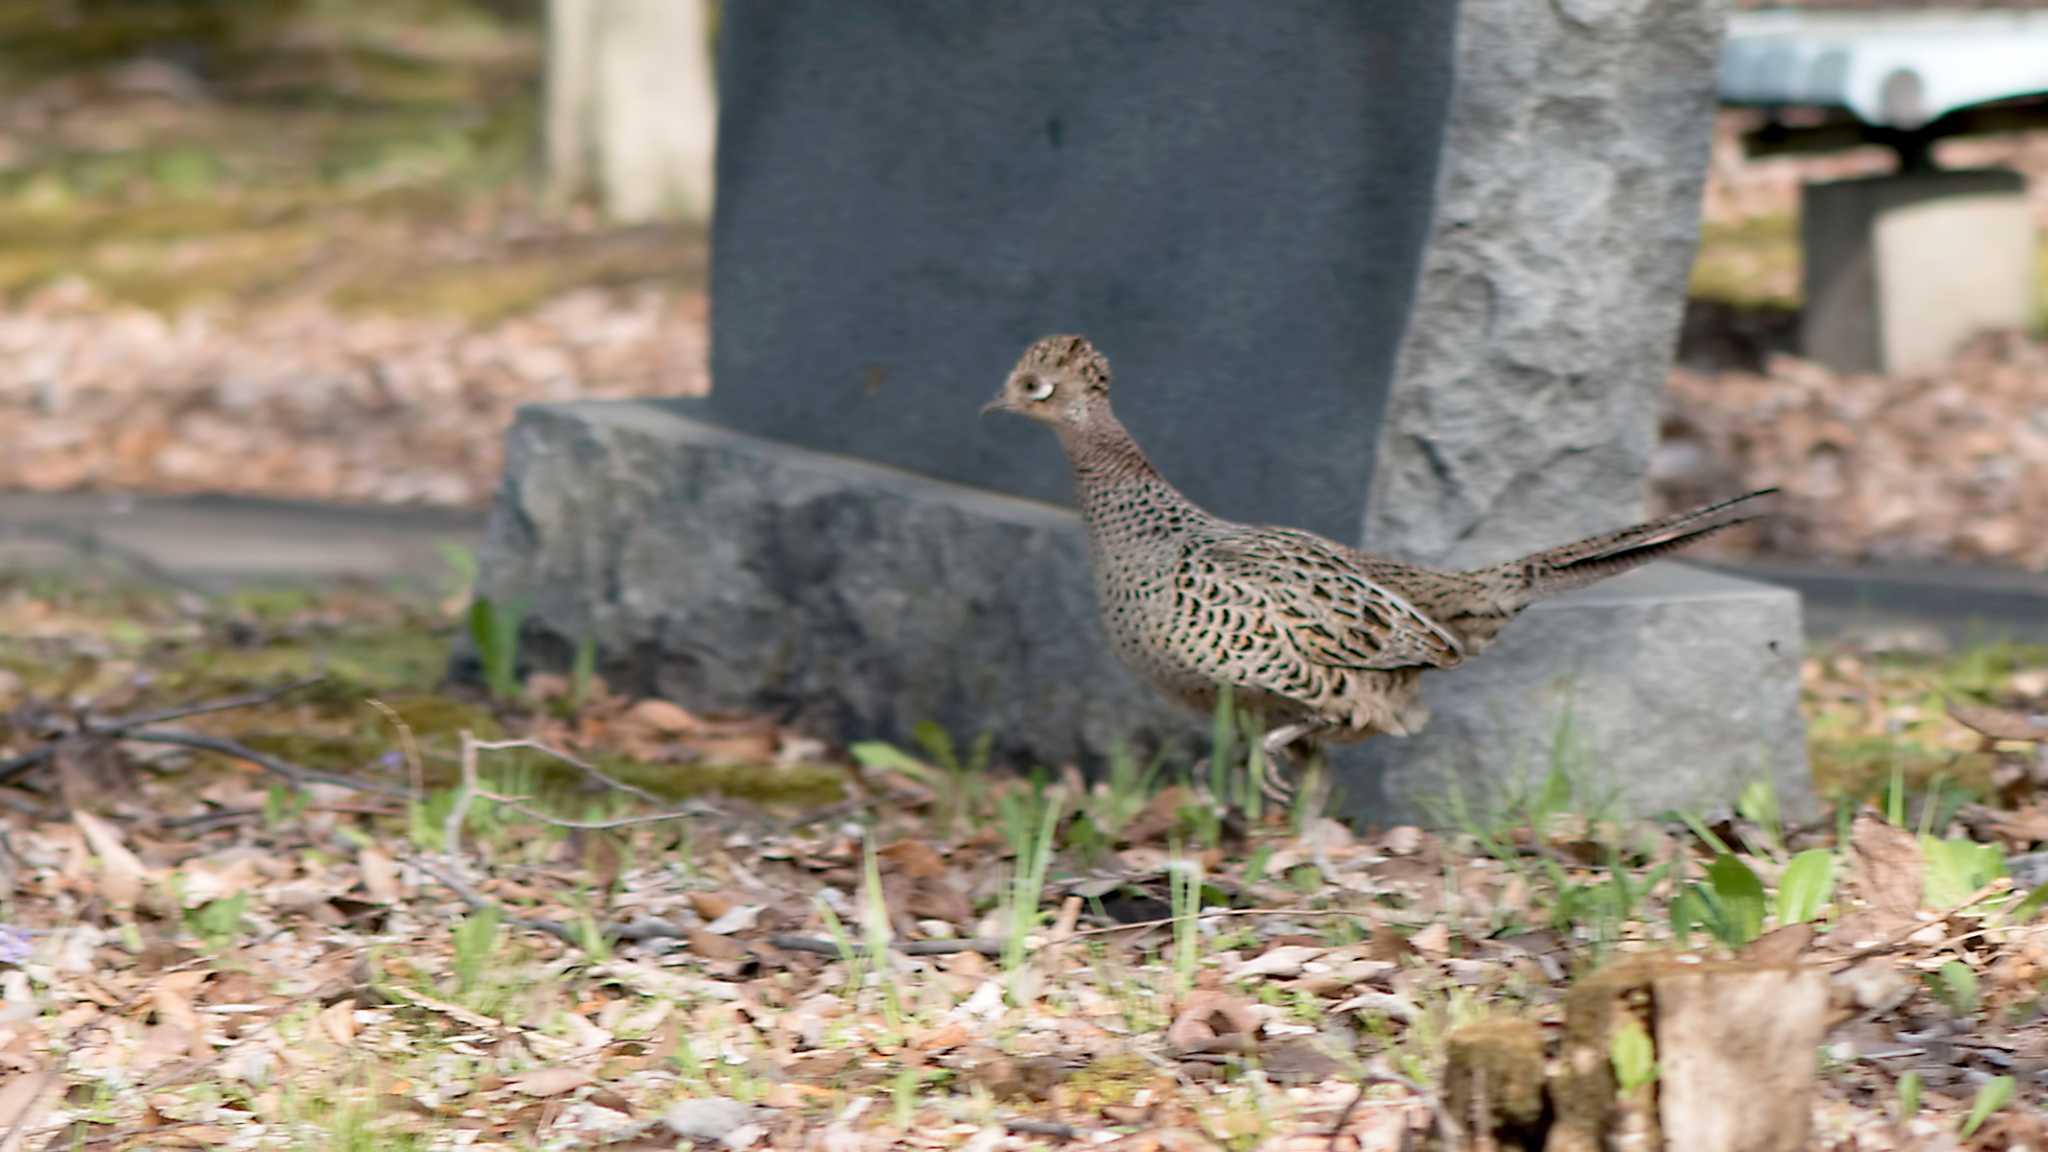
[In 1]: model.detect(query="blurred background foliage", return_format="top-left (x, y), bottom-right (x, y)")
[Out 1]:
top-left (0, 0), bottom-right (702, 321)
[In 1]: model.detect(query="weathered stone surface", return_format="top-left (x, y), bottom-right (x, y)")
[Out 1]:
top-left (479, 400), bottom-right (1810, 824)
top-left (1350, 563), bottom-right (1811, 822)
top-left (1366, 0), bottom-right (1730, 566)
top-left (710, 0), bottom-right (1459, 542)
top-left (477, 398), bottom-right (1198, 772)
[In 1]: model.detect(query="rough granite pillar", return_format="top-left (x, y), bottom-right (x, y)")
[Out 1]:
top-left (1366, 0), bottom-right (1732, 566)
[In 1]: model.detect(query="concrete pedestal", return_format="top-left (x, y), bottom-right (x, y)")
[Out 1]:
top-left (1802, 168), bottom-right (2036, 375)
top-left (478, 399), bottom-right (1811, 825)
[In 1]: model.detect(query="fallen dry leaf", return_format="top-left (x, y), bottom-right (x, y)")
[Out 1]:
top-left (358, 845), bottom-right (402, 904)
top-left (1949, 701), bottom-right (2048, 744)
top-left (506, 1065), bottom-right (594, 1097)
top-left (72, 810), bottom-right (146, 909)
top-left (1167, 990), bottom-right (1260, 1053)
top-left (1850, 814), bottom-right (1923, 919)
top-left (153, 983), bottom-right (204, 1043)
top-left (319, 999), bottom-right (357, 1047)
top-left (624, 698), bottom-right (699, 736)
top-left (1741, 922), bottom-right (1815, 965)
top-left (1228, 945), bottom-right (1324, 980)
top-left (0, 1069), bottom-right (57, 1152)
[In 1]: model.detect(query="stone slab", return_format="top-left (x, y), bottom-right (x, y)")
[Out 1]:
top-left (479, 400), bottom-right (1812, 825)
top-left (709, 0), bottom-right (1459, 543)
top-left (1350, 563), bottom-right (1810, 823)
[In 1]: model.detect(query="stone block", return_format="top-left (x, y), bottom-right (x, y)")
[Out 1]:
top-left (1349, 564), bottom-right (1810, 823)
top-left (1802, 167), bottom-right (2036, 375)
top-left (479, 400), bottom-right (1811, 825)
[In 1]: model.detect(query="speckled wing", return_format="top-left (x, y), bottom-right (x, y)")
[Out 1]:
top-left (1183, 528), bottom-right (1466, 681)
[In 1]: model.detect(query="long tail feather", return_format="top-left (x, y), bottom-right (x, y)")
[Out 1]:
top-left (1484, 488), bottom-right (1776, 608)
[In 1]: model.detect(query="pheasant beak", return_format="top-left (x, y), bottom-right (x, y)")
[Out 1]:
top-left (979, 395), bottom-right (1012, 417)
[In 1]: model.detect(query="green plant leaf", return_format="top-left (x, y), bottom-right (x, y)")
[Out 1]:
top-left (848, 741), bottom-right (937, 781)
top-left (1920, 836), bottom-right (2004, 909)
top-left (1707, 854), bottom-right (1766, 945)
top-left (1895, 1070), bottom-right (1921, 1120)
top-left (1738, 779), bottom-right (1781, 846)
top-left (1670, 885), bottom-right (1710, 947)
top-left (467, 596), bottom-right (526, 702)
top-left (569, 635), bottom-right (597, 708)
top-left (1775, 849), bottom-right (1835, 926)
top-left (1609, 1018), bottom-right (1658, 1093)
top-left (911, 720), bottom-right (959, 776)
top-left (1930, 959), bottom-right (1980, 1017)
top-left (1961, 1075), bottom-right (2014, 1138)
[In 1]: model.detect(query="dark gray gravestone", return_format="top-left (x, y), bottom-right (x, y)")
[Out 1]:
top-left (479, 0), bottom-right (1813, 823)
top-left (706, 1), bottom-right (1459, 542)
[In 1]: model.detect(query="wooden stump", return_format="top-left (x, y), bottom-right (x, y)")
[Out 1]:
top-left (1543, 956), bottom-right (1826, 1152)
top-left (1445, 1019), bottom-right (1547, 1142)
top-left (1652, 964), bottom-right (1827, 1152)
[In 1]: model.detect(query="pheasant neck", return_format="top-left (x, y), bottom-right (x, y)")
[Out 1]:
top-left (1056, 413), bottom-right (1202, 530)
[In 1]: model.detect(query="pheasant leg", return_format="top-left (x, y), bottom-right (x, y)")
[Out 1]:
top-left (1258, 720), bottom-right (1326, 802)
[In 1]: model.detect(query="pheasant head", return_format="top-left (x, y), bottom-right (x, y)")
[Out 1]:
top-left (981, 334), bottom-right (1114, 432)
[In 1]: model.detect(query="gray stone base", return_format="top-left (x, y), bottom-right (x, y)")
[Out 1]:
top-left (477, 399), bottom-right (1811, 826)
top-left (1349, 564), bottom-right (1810, 824)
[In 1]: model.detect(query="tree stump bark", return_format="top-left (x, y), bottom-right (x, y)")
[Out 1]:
top-left (1446, 1018), bottom-right (1548, 1144)
top-left (1544, 957), bottom-right (1827, 1152)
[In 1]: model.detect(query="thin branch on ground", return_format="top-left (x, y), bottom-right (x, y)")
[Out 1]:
top-left (1328, 1072), bottom-right (1458, 1152)
top-left (1005, 1118), bottom-right (1081, 1141)
top-left (124, 730), bottom-right (408, 797)
top-left (445, 731), bottom-right (482, 860)
top-left (469, 737), bottom-right (667, 807)
top-left (1065, 905), bottom-right (1372, 940)
top-left (0, 676), bottom-right (334, 787)
top-left (451, 731), bottom-right (711, 834)
top-left (92, 676), bottom-right (327, 732)
top-left (159, 802), bottom-right (402, 832)
top-left (365, 697), bottom-right (427, 803)
top-left (471, 788), bottom-right (712, 830)
top-left (766, 934), bottom-right (1007, 959)
top-left (412, 855), bottom-right (586, 950)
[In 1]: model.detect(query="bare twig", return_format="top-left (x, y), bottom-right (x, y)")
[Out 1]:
top-left (1812, 879), bottom-right (2016, 966)
top-left (412, 855), bottom-right (585, 949)
top-left (1329, 1073), bottom-right (1458, 1152)
top-left (1005, 1118), bottom-right (1080, 1141)
top-left (159, 802), bottom-right (402, 832)
top-left (0, 676), bottom-right (332, 787)
top-left (775, 797), bottom-right (866, 834)
top-left (472, 788), bottom-right (709, 830)
top-left (766, 933), bottom-right (1007, 958)
top-left (427, 732), bottom-right (703, 953)
top-left (449, 732), bottom-right (708, 833)
top-left (446, 731), bottom-right (482, 860)
top-left (95, 676), bottom-right (326, 732)
top-left (365, 697), bottom-right (426, 803)
top-left (470, 737), bottom-right (667, 807)
top-left (123, 730), bottom-right (407, 797)
top-left (1066, 905), bottom-right (1370, 939)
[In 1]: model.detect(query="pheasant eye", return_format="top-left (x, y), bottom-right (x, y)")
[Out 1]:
top-left (1023, 375), bottom-right (1056, 401)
